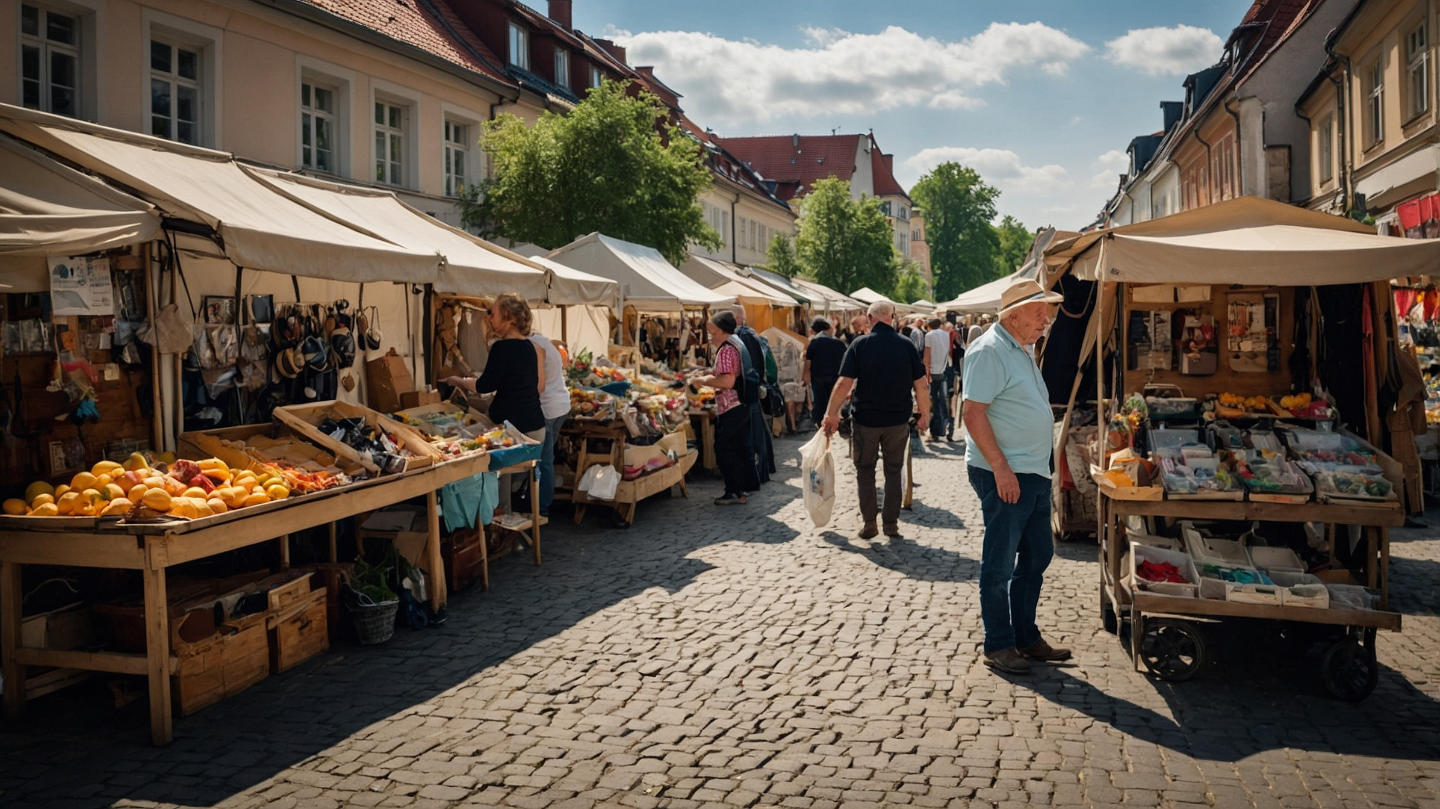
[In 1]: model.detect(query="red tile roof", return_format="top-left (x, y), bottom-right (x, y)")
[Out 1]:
top-left (1238, 0), bottom-right (1318, 73)
top-left (718, 134), bottom-right (863, 201)
top-left (872, 151), bottom-right (907, 198)
top-left (300, 0), bottom-right (511, 84)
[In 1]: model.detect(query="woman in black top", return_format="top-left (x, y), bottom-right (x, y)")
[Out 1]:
top-left (445, 293), bottom-right (545, 437)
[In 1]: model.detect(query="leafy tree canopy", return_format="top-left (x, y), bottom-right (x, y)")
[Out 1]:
top-left (892, 260), bottom-right (929, 304)
top-left (910, 163), bottom-right (1001, 300)
top-left (795, 178), bottom-right (897, 296)
top-left (765, 233), bottom-right (801, 279)
top-left (993, 214), bottom-right (1034, 278)
top-left (458, 80), bottom-right (720, 266)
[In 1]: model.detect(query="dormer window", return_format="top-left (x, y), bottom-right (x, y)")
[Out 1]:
top-left (508, 22), bottom-right (528, 70)
top-left (554, 48), bottom-right (570, 89)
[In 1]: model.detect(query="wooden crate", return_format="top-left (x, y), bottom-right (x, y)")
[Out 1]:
top-left (173, 612), bottom-right (269, 716)
top-left (290, 563), bottom-right (353, 642)
top-left (268, 588), bottom-right (328, 673)
top-left (442, 528), bottom-right (486, 592)
top-left (275, 400), bottom-right (440, 475)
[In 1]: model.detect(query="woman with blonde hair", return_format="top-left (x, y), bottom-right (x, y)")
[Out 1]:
top-left (445, 292), bottom-right (545, 441)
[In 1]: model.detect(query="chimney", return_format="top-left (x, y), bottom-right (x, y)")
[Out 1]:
top-left (548, 0), bottom-right (572, 29)
top-left (594, 38), bottom-right (627, 65)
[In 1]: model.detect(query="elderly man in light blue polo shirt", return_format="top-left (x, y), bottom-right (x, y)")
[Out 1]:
top-left (962, 279), bottom-right (1070, 676)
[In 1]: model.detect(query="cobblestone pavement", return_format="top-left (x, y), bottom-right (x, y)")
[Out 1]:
top-left (4, 434), bottom-right (1440, 808)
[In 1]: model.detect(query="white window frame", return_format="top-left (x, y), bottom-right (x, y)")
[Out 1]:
top-left (373, 99), bottom-right (407, 187)
top-left (508, 22), bottom-right (529, 70)
top-left (443, 119), bottom-right (469, 197)
top-left (295, 57), bottom-right (354, 178)
top-left (17, 1), bottom-right (101, 120)
top-left (370, 80), bottom-right (420, 190)
top-left (554, 48), bottom-right (570, 90)
top-left (300, 80), bottom-right (338, 174)
top-left (441, 102), bottom-right (487, 197)
top-left (1318, 113), bottom-right (1334, 185)
top-left (141, 10), bottom-right (221, 149)
top-left (589, 65), bottom-right (603, 89)
top-left (1366, 58), bottom-right (1385, 146)
top-left (1408, 22), bottom-right (1429, 119)
top-left (148, 37), bottom-right (202, 145)
top-left (20, 3), bottom-right (81, 117)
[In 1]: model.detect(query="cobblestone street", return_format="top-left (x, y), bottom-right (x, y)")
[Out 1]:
top-left (3, 434), bottom-right (1440, 809)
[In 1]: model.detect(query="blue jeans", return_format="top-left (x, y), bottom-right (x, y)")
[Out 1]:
top-left (968, 465), bottom-right (1053, 653)
top-left (538, 414), bottom-right (567, 514)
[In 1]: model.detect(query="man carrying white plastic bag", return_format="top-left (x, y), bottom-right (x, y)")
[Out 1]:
top-left (798, 431), bottom-right (835, 527)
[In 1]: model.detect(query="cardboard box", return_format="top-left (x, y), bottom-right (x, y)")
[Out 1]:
top-left (21, 602), bottom-right (94, 651)
top-left (400, 389), bottom-right (441, 409)
top-left (366, 349), bottom-right (414, 413)
top-left (359, 506), bottom-right (429, 566)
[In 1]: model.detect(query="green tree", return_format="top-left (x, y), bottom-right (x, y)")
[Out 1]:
top-left (910, 163), bottom-right (1001, 300)
top-left (992, 215), bottom-right (1034, 278)
top-left (892, 260), bottom-right (928, 304)
top-left (458, 80), bottom-right (720, 266)
top-left (765, 233), bottom-right (801, 279)
top-left (795, 178), bottom-right (897, 295)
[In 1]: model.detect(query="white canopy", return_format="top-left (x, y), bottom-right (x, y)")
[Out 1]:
top-left (247, 167), bottom-right (548, 300)
top-left (850, 286), bottom-right (890, 304)
top-left (528, 255), bottom-right (620, 308)
top-left (0, 103), bottom-right (439, 283)
top-left (0, 134), bottom-right (159, 257)
top-left (546, 232), bottom-right (735, 311)
top-left (791, 278), bottom-right (865, 312)
top-left (911, 299), bottom-right (936, 310)
top-left (1044, 196), bottom-right (1432, 285)
top-left (937, 270), bottom-right (1028, 314)
top-left (679, 255), bottom-right (795, 305)
top-left (740, 266), bottom-right (815, 304)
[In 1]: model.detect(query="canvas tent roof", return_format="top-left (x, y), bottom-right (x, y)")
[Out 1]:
top-left (791, 278), bottom-right (865, 311)
top-left (0, 103), bottom-right (439, 283)
top-left (679, 255), bottom-right (795, 306)
top-left (248, 167), bottom-right (548, 300)
top-left (938, 270), bottom-right (1028, 314)
top-left (1043, 196), bottom-right (1425, 286)
top-left (527, 255), bottom-right (620, 308)
top-left (546, 233), bottom-right (735, 311)
top-left (740, 265), bottom-right (814, 304)
top-left (0, 134), bottom-right (159, 257)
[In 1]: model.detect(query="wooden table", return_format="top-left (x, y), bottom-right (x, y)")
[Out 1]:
top-left (688, 409), bottom-right (718, 473)
top-left (0, 452), bottom-right (491, 746)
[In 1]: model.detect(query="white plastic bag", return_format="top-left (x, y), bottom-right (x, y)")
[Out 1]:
top-left (577, 463), bottom-right (620, 500)
top-left (799, 431), bottom-right (836, 527)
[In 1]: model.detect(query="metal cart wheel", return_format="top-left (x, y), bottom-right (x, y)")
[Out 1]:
top-left (1139, 618), bottom-right (1208, 681)
top-left (1320, 628), bottom-right (1378, 702)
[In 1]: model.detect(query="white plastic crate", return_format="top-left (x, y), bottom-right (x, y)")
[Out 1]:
top-left (1249, 545), bottom-right (1306, 576)
top-left (1131, 544), bottom-right (1200, 598)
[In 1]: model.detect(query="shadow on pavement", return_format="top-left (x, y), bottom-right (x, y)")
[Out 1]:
top-left (820, 531), bottom-right (978, 583)
top-left (0, 460), bottom-right (806, 808)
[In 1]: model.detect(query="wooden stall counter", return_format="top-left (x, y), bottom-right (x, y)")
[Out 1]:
top-left (0, 451), bottom-right (491, 746)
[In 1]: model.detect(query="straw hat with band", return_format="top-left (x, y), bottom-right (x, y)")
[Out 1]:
top-left (996, 279), bottom-right (1063, 318)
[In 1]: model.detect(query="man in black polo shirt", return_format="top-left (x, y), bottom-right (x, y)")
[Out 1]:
top-left (803, 317), bottom-right (846, 430)
top-left (822, 301), bottom-right (930, 539)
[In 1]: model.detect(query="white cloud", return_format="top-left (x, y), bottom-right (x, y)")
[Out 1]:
top-left (903, 146), bottom-right (1069, 196)
top-left (1089, 148), bottom-right (1128, 189)
top-left (1105, 25), bottom-right (1223, 76)
top-left (615, 22), bottom-right (1090, 127)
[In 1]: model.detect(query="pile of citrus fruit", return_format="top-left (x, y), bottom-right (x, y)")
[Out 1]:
top-left (3, 451), bottom-right (291, 520)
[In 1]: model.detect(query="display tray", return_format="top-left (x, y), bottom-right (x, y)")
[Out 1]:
top-left (275, 400), bottom-right (440, 475)
top-left (0, 513), bottom-right (106, 530)
top-left (1091, 466), bottom-right (1163, 501)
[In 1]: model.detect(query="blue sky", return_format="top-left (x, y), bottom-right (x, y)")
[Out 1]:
top-left (520, 0), bottom-right (1258, 231)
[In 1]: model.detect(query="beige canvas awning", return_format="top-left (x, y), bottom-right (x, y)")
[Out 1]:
top-left (247, 167), bottom-right (548, 300)
top-left (0, 103), bottom-right (439, 283)
top-left (528, 255), bottom-right (620, 308)
top-left (791, 278), bottom-right (865, 312)
top-left (679, 255), bottom-right (795, 306)
top-left (546, 233), bottom-right (735, 311)
top-left (1043, 196), bottom-right (1427, 285)
top-left (0, 134), bottom-right (159, 257)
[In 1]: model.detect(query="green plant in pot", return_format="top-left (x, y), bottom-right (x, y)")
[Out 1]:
top-left (346, 556), bottom-right (398, 605)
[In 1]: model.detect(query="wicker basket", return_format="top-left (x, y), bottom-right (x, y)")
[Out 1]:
top-left (345, 592), bottom-right (398, 645)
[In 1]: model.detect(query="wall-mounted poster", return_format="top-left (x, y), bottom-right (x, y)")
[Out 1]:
top-left (48, 255), bottom-right (114, 316)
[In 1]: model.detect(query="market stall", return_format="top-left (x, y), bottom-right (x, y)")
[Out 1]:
top-left (679, 254), bottom-right (799, 334)
top-left (0, 104), bottom-right (549, 741)
top-left (791, 278), bottom-right (866, 320)
top-left (1044, 196), bottom-right (1438, 698)
top-left (526, 255), bottom-right (619, 362)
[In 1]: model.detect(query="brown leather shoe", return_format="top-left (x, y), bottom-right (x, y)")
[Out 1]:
top-left (1019, 639), bottom-right (1072, 662)
top-left (858, 522), bottom-right (878, 540)
top-left (983, 648), bottom-right (1032, 675)
top-left (883, 523), bottom-right (901, 537)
